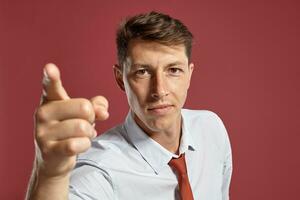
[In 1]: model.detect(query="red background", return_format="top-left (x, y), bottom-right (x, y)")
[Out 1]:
top-left (0, 0), bottom-right (299, 199)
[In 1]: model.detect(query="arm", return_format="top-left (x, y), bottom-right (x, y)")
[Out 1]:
top-left (25, 63), bottom-right (109, 200)
top-left (26, 161), bottom-right (70, 200)
top-left (69, 164), bottom-right (115, 199)
top-left (221, 125), bottom-right (233, 200)
top-left (212, 111), bottom-right (233, 200)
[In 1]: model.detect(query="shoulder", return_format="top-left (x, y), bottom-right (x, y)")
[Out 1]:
top-left (182, 109), bottom-right (226, 128)
top-left (69, 125), bottom-right (129, 197)
top-left (182, 109), bottom-right (229, 147)
top-left (75, 124), bottom-right (131, 169)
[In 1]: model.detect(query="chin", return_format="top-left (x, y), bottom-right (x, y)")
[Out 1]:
top-left (146, 118), bottom-right (174, 132)
top-left (134, 107), bottom-right (181, 132)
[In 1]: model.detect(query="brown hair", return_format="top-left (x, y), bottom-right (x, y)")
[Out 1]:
top-left (116, 11), bottom-right (193, 67)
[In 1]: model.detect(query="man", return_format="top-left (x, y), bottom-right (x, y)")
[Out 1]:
top-left (26, 11), bottom-right (232, 200)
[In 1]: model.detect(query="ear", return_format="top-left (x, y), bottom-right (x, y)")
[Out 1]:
top-left (187, 62), bottom-right (194, 89)
top-left (113, 64), bottom-right (125, 91)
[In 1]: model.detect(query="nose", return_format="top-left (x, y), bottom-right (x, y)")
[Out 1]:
top-left (151, 73), bottom-right (169, 99)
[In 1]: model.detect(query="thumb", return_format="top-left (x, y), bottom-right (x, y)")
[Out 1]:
top-left (41, 63), bottom-right (70, 103)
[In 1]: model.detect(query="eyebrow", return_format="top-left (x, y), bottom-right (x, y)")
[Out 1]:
top-left (131, 63), bottom-right (151, 68)
top-left (132, 61), bottom-right (185, 69)
top-left (166, 61), bottom-right (185, 67)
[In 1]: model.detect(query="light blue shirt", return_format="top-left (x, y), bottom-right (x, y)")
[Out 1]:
top-left (69, 109), bottom-right (233, 200)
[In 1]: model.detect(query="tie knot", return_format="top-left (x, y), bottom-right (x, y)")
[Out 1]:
top-left (168, 153), bottom-right (187, 175)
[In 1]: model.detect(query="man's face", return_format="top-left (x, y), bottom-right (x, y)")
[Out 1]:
top-left (115, 40), bottom-right (194, 133)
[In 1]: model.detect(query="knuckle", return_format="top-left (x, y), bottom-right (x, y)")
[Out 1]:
top-left (35, 107), bottom-right (48, 122)
top-left (40, 141), bottom-right (51, 156)
top-left (75, 120), bottom-right (89, 134)
top-left (35, 126), bottom-right (45, 142)
top-left (78, 99), bottom-right (93, 118)
top-left (65, 141), bottom-right (77, 155)
top-left (100, 96), bottom-right (109, 107)
top-left (83, 139), bottom-right (92, 150)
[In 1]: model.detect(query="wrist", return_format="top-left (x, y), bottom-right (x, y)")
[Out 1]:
top-left (28, 169), bottom-right (70, 200)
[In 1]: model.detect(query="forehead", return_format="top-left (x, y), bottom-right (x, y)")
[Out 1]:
top-left (127, 40), bottom-right (188, 66)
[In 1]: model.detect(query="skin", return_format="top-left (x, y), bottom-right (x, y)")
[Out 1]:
top-left (26, 64), bottom-right (109, 200)
top-left (114, 40), bottom-right (194, 153)
top-left (26, 40), bottom-right (193, 199)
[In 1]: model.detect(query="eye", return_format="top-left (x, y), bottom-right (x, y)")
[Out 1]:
top-left (135, 68), bottom-right (150, 77)
top-left (168, 67), bottom-right (183, 75)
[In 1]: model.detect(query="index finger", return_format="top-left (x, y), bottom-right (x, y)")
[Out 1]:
top-left (41, 63), bottom-right (70, 104)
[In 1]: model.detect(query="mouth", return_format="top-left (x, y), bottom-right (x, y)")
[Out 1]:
top-left (147, 104), bottom-right (174, 115)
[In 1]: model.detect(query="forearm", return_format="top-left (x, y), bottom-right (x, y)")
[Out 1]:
top-left (26, 162), bottom-right (70, 200)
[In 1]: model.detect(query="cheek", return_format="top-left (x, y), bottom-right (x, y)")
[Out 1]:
top-left (175, 90), bottom-right (188, 107)
top-left (126, 81), bottom-right (149, 107)
top-left (167, 82), bottom-right (189, 108)
top-left (169, 79), bottom-right (189, 100)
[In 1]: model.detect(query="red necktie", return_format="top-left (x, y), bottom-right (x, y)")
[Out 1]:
top-left (168, 153), bottom-right (194, 200)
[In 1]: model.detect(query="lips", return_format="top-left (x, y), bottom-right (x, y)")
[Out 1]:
top-left (148, 104), bottom-right (172, 109)
top-left (147, 104), bottom-right (173, 115)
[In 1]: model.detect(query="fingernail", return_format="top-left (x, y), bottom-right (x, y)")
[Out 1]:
top-left (93, 129), bottom-right (97, 138)
top-left (43, 68), bottom-right (49, 78)
top-left (104, 110), bottom-right (109, 117)
top-left (95, 106), bottom-right (109, 117)
top-left (43, 69), bottom-right (50, 84)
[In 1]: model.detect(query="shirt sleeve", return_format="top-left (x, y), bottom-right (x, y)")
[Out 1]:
top-left (69, 163), bottom-right (115, 200)
top-left (221, 134), bottom-right (233, 200)
top-left (218, 117), bottom-right (233, 200)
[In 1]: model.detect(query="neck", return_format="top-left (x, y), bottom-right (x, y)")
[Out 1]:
top-left (134, 114), bottom-right (182, 154)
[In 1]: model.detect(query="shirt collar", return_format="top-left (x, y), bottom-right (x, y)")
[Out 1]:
top-left (123, 109), bottom-right (196, 174)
